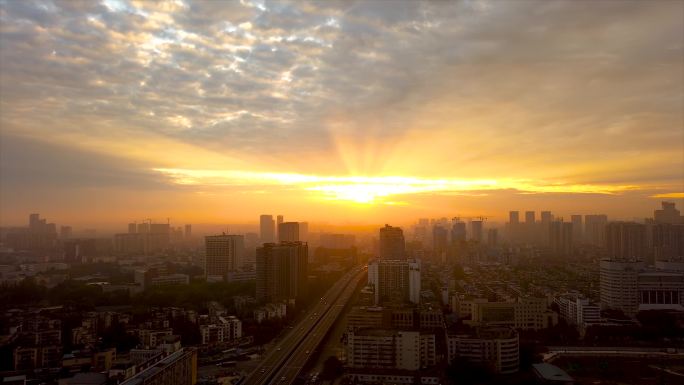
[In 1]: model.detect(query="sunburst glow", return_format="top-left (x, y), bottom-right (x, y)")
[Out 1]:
top-left (153, 168), bottom-right (642, 205)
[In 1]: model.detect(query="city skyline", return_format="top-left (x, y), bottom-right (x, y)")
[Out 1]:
top-left (1, 0), bottom-right (683, 226)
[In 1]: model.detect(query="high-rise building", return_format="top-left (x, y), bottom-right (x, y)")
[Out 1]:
top-left (541, 211), bottom-right (552, 224)
top-left (184, 224), bottom-right (192, 240)
top-left (256, 242), bottom-right (308, 304)
top-left (470, 221), bottom-right (483, 242)
top-left (549, 221), bottom-right (573, 256)
top-left (570, 215), bottom-right (583, 245)
top-left (276, 215), bottom-right (284, 238)
top-left (379, 225), bottom-right (405, 260)
top-left (525, 211), bottom-right (535, 224)
top-left (278, 222), bottom-right (299, 242)
top-left (509, 211), bottom-right (519, 225)
top-left (259, 215), bottom-right (275, 243)
top-left (600, 260), bottom-right (645, 316)
top-left (128, 223), bottom-right (137, 234)
top-left (652, 223), bottom-right (684, 261)
top-left (605, 222), bottom-right (646, 261)
top-left (368, 259), bottom-right (421, 304)
top-left (451, 221), bottom-right (466, 243)
top-left (508, 211), bottom-right (520, 242)
top-left (655, 201), bottom-right (684, 224)
top-left (601, 260), bottom-right (684, 316)
top-left (299, 222), bottom-right (309, 241)
top-left (60, 226), bottom-right (72, 240)
top-left (205, 235), bottom-right (245, 281)
top-left (585, 214), bottom-right (608, 247)
top-left (432, 226), bottom-right (448, 256)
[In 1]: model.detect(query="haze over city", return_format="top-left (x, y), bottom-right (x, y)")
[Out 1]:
top-left (3, 1), bottom-right (684, 385)
top-left (1, 0), bottom-right (682, 228)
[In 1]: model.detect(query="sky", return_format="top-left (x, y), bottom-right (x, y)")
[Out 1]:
top-left (0, 0), bottom-right (683, 229)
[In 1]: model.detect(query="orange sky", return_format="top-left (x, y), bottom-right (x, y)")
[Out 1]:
top-left (0, 0), bottom-right (682, 228)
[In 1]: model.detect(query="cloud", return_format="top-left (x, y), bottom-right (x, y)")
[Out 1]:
top-left (0, 0), bottom-right (681, 222)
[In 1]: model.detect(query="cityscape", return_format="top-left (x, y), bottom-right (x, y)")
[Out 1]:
top-left (1, 1), bottom-right (683, 385)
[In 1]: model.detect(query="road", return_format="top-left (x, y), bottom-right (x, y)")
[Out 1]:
top-left (243, 266), bottom-right (365, 385)
top-left (270, 268), bottom-right (365, 385)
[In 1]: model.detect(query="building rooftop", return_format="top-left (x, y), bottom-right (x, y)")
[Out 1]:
top-left (532, 363), bottom-right (574, 382)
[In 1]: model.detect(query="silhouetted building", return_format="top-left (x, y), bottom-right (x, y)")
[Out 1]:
top-left (655, 201), bottom-right (684, 224)
top-left (570, 215), bottom-right (582, 245)
top-left (653, 223), bottom-right (684, 261)
top-left (470, 220), bottom-right (483, 243)
top-left (550, 220), bottom-right (573, 256)
top-left (379, 225), bottom-right (405, 260)
top-left (260, 215), bottom-right (275, 243)
top-left (585, 214), bottom-right (608, 247)
top-left (606, 222), bottom-right (646, 261)
top-left (451, 221), bottom-right (466, 243)
top-left (60, 226), bottom-right (72, 240)
top-left (432, 226), bottom-right (448, 257)
top-left (256, 242), bottom-right (308, 304)
top-left (278, 222), bottom-right (299, 242)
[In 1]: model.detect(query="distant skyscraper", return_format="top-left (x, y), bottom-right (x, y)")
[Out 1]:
top-left (379, 225), bottom-right (406, 259)
top-left (256, 242), bottom-right (308, 304)
top-left (655, 201), bottom-right (683, 224)
top-left (368, 259), bottom-right (421, 304)
top-left (205, 234), bottom-right (245, 281)
top-left (525, 211), bottom-right (535, 224)
top-left (585, 214), bottom-right (608, 247)
top-left (540, 211), bottom-right (552, 224)
top-left (605, 222), bottom-right (646, 261)
top-left (276, 215), bottom-right (284, 238)
top-left (128, 223), bottom-right (137, 234)
top-left (60, 226), bottom-right (72, 239)
top-left (451, 221), bottom-right (466, 243)
top-left (549, 220), bottom-right (573, 256)
top-left (470, 221), bottom-right (483, 242)
top-left (299, 222), bottom-right (309, 241)
top-left (278, 222), bottom-right (300, 242)
top-left (433, 226), bottom-right (448, 256)
top-left (184, 224), bottom-right (192, 239)
top-left (509, 211), bottom-right (519, 224)
top-left (570, 215), bottom-right (583, 245)
top-left (652, 223), bottom-right (684, 261)
top-left (260, 215), bottom-right (275, 243)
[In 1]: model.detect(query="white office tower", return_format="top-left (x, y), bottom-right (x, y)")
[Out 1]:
top-left (600, 259), bottom-right (645, 316)
top-left (205, 235), bottom-right (245, 282)
top-left (368, 259), bottom-right (421, 305)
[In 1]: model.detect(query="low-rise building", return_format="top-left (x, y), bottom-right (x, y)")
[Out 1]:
top-left (447, 327), bottom-right (519, 374)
